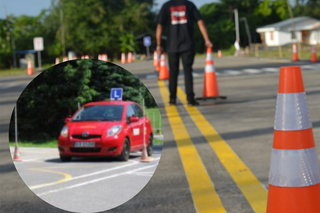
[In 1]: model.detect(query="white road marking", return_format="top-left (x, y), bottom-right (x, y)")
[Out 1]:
top-left (0, 84), bottom-right (17, 89)
top-left (146, 74), bottom-right (157, 79)
top-left (242, 69), bottom-right (262, 74)
top-left (36, 164), bottom-right (157, 197)
top-left (222, 70), bottom-right (241, 75)
top-left (192, 73), bottom-right (199, 77)
top-left (300, 65), bottom-right (319, 70)
top-left (261, 67), bottom-right (279, 72)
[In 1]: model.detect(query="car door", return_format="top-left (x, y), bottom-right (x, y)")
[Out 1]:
top-left (126, 104), bottom-right (141, 150)
top-left (132, 104), bottom-right (145, 149)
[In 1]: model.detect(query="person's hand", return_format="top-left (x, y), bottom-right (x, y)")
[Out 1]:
top-left (205, 40), bottom-right (213, 48)
top-left (157, 45), bottom-right (163, 55)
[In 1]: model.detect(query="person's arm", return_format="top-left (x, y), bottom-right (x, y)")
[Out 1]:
top-left (156, 24), bottom-right (163, 54)
top-left (197, 20), bottom-right (213, 48)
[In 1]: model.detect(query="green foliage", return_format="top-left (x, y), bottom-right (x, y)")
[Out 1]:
top-left (9, 60), bottom-right (157, 142)
top-left (119, 33), bottom-right (136, 53)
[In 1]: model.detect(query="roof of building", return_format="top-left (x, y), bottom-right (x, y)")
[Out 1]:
top-left (256, 16), bottom-right (319, 32)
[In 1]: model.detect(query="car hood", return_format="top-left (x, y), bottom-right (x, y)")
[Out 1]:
top-left (68, 121), bottom-right (122, 135)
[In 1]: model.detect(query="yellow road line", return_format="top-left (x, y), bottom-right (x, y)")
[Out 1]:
top-left (29, 168), bottom-right (72, 190)
top-left (158, 81), bottom-right (225, 213)
top-left (176, 86), bottom-right (268, 213)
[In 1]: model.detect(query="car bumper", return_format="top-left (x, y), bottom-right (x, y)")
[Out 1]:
top-left (58, 136), bottom-right (124, 157)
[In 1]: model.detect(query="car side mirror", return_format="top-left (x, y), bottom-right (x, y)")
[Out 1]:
top-left (129, 116), bottom-right (139, 123)
top-left (64, 117), bottom-right (72, 123)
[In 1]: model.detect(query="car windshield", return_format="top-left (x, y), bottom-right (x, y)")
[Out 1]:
top-left (72, 105), bottom-right (123, 122)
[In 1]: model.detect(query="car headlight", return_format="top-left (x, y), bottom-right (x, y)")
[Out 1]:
top-left (60, 126), bottom-right (69, 137)
top-left (107, 125), bottom-right (122, 137)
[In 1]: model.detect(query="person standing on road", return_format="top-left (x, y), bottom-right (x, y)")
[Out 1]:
top-left (156, 0), bottom-right (213, 106)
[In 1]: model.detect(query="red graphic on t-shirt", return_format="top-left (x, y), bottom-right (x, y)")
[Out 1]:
top-left (170, 5), bottom-right (187, 25)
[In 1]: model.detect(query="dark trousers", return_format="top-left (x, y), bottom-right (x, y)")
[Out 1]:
top-left (168, 50), bottom-right (195, 102)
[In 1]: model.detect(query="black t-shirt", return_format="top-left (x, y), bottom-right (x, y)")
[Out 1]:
top-left (156, 0), bottom-right (202, 53)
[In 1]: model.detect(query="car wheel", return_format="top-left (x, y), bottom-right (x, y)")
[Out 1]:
top-left (147, 135), bottom-right (153, 156)
top-left (60, 155), bottom-right (72, 162)
top-left (119, 138), bottom-right (130, 161)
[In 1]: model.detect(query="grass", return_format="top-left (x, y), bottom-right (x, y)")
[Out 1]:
top-left (0, 64), bottom-right (52, 77)
top-left (9, 140), bottom-right (58, 148)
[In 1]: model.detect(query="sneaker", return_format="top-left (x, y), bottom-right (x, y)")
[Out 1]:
top-left (169, 99), bottom-right (176, 105)
top-left (188, 100), bottom-right (199, 106)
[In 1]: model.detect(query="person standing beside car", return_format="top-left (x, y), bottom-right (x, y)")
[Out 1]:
top-left (156, 0), bottom-right (213, 106)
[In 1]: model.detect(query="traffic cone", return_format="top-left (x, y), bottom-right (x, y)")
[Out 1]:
top-left (121, 53), bottom-right (126, 64)
top-left (27, 60), bottom-right (33, 75)
top-left (292, 43), bottom-right (299, 61)
top-left (158, 54), bottom-right (169, 80)
top-left (128, 52), bottom-right (133, 63)
top-left (267, 66), bottom-right (320, 213)
top-left (81, 56), bottom-right (84, 59)
top-left (203, 47), bottom-right (219, 97)
top-left (85, 55), bottom-right (89, 59)
top-left (63, 57), bottom-right (68, 62)
top-left (102, 54), bottom-right (108, 62)
top-left (55, 57), bottom-right (59, 65)
top-left (218, 50), bottom-right (222, 58)
top-left (311, 45), bottom-right (317, 62)
top-left (153, 51), bottom-right (160, 72)
top-left (13, 145), bottom-right (21, 161)
top-left (98, 54), bottom-right (102, 60)
top-left (72, 56), bottom-right (77, 60)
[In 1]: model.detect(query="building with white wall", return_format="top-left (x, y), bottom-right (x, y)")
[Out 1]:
top-left (256, 17), bottom-right (320, 46)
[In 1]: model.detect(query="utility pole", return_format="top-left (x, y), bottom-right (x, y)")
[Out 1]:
top-left (60, 9), bottom-right (66, 57)
top-left (234, 9), bottom-right (240, 42)
top-left (240, 17), bottom-right (253, 52)
top-left (287, 0), bottom-right (296, 42)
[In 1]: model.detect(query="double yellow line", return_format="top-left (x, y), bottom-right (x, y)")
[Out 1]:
top-left (158, 81), bottom-right (267, 213)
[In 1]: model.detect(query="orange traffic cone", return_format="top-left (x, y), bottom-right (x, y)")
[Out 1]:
top-left (218, 50), bottom-right (222, 58)
top-left (121, 53), bottom-right (126, 64)
top-left (81, 55), bottom-right (84, 59)
top-left (158, 54), bottom-right (169, 80)
top-left (267, 66), bottom-right (320, 213)
top-left (311, 45), bottom-right (317, 62)
top-left (85, 55), bottom-right (89, 59)
top-left (102, 54), bottom-right (108, 62)
top-left (72, 56), bottom-right (77, 60)
top-left (201, 47), bottom-right (225, 99)
top-left (63, 57), bottom-right (68, 62)
top-left (128, 52), bottom-right (133, 63)
top-left (153, 51), bottom-right (160, 72)
top-left (98, 54), bottom-right (102, 60)
top-left (27, 60), bottom-right (33, 75)
top-left (55, 57), bottom-right (59, 65)
top-left (13, 145), bottom-right (21, 161)
top-left (292, 43), bottom-right (299, 61)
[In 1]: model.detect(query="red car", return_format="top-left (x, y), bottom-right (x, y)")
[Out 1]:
top-left (58, 101), bottom-right (153, 162)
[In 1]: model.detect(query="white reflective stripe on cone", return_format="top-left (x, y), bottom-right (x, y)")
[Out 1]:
top-left (160, 61), bottom-right (166, 66)
top-left (269, 147), bottom-right (320, 187)
top-left (274, 92), bottom-right (312, 130)
top-left (206, 53), bottom-right (213, 61)
top-left (205, 64), bottom-right (215, 73)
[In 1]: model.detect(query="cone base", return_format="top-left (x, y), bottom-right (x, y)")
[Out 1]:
top-left (140, 157), bottom-right (154, 163)
top-left (267, 184), bottom-right (320, 213)
top-left (195, 96), bottom-right (227, 101)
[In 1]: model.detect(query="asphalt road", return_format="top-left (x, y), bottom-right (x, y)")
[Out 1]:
top-left (1, 56), bottom-right (320, 212)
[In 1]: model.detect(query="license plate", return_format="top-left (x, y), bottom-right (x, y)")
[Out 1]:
top-left (74, 142), bottom-right (95, 148)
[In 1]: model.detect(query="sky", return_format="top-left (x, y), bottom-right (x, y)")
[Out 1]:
top-left (0, 0), bottom-right (219, 19)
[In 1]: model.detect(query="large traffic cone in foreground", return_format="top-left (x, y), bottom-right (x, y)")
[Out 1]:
top-left (158, 54), bottom-right (169, 80)
top-left (27, 60), bottom-right (33, 75)
top-left (292, 43), bottom-right (299, 61)
top-left (128, 52), bottom-right (133, 63)
top-left (121, 53), bottom-right (126, 64)
top-left (311, 45), bottom-right (317, 62)
top-left (153, 51), bottom-right (160, 72)
top-left (197, 47), bottom-right (226, 100)
top-left (267, 66), bottom-right (320, 213)
top-left (13, 145), bottom-right (21, 161)
top-left (55, 57), bottom-right (59, 65)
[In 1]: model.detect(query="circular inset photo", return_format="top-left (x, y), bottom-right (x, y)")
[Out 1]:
top-left (8, 59), bottom-right (163, 213)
